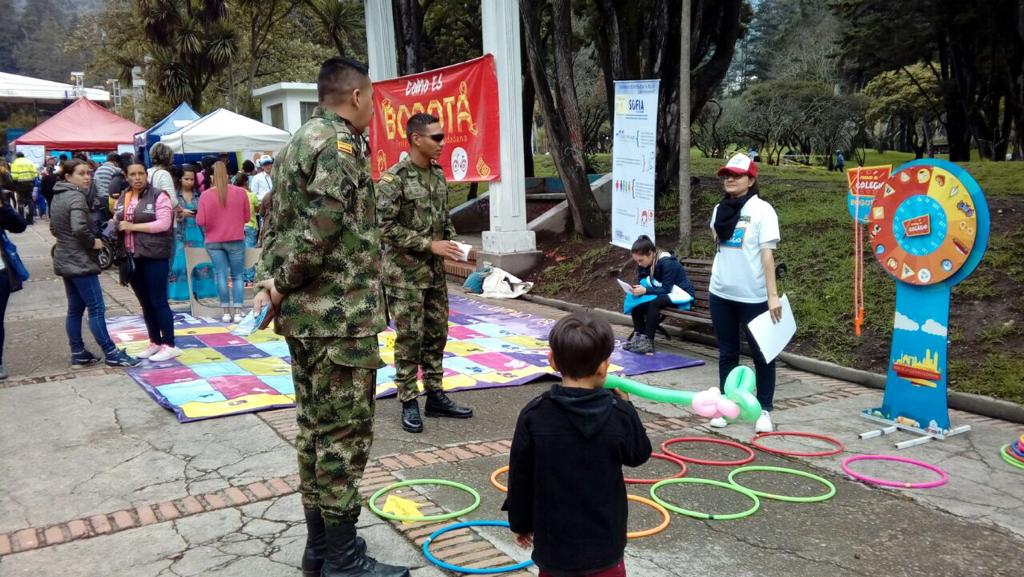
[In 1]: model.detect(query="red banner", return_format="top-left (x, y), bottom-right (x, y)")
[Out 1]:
top-left (370, 55), bottom-right (501, 182)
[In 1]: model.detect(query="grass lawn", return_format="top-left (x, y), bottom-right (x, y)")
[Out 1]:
top-left (516, 150), bottom-right (1024, 404)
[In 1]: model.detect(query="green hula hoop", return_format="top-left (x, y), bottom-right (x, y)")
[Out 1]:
top-left (728, 466), bottom-right (837, 503)
top-left (1001, 445), bottom-right (1024, 471)
top-left (650, 477), bottom-right (760, 520)
top-left (369, 479), bottom-right (481, 522)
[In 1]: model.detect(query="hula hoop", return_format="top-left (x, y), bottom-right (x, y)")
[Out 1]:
top-left (840, 454), bottom-right (949, 489)
top-left (490, 465), bottom-right (509, 493)
top-left (1001, 445), bottom-right (1024, 471)
top-left (624, 452), bottom-right (688, 484)
top-left (750, 431), bottom-right (845, 457)
top-left (627, 494), bottom-right (671, 538)
top-left (1009, 443), bottom-right (1024, 462)
top-left (650, 478), bottom-right (760, 520)
top-left (728, 466), bottom-right (836, 503)
top-left (661, 437), bottom-right (755, 466)
top-left (369, 479), bottom-right (481, 522)
top-left (422, 520), bottom-right (533, 574)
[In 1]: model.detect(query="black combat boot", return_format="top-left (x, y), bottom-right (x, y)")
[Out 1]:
top-left (400, 399), bottom-right (423, 433)
top-left (302, 509), bottom-right (366, 577)
top-left (424, 390), bottom-right (474, 419)
top-left (321, 522), bottom-right (410, 577)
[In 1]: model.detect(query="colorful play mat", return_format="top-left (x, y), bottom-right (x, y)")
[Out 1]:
top-left (109, 295), bottom-right (704, 422)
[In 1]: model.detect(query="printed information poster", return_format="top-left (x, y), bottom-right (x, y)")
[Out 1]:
top-left (611, 79), bottom-right (660, 249)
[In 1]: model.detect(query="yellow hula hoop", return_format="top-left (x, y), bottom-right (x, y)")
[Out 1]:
top-left (627, 494), bottom-right (671, 539)
top-left (490, 465), bottom-right (509, 493)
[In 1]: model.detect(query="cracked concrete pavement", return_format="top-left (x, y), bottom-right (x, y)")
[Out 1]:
top-left (2, 221), bottom-right (1023, 576)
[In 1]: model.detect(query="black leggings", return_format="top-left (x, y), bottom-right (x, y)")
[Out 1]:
top-left (631, 294), bottom-right (673, 338)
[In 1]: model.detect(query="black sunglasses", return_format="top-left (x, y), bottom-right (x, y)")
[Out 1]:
top-left (416, 133), bottom-right (445, 143)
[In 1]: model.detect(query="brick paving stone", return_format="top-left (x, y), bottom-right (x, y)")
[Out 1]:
top-left (89, 515), bottom-right (112, 535)
top-left (204, 493), bottom-right (228, 510)
top-left (415, 532), bottom-right (475, 547)
top-left (379, 457), bottom-right (404, 470)
top-left (464, 443), bottom-right (494, 456)
top-left (448, 446), bottom-right (476, 460)
top-left (13, 528), bottom-right (38, 551)
top-left (0, 534), bottom-right (12, 556)
top-left (181, 496), bottom-right (204, 514)
top-left (284, 474), bottom-right (301, 488)
top-left (395, 454), bottom-right (423, 468)
top-left (247, 481), bottom-right (274, 500)
top-left (464, 554), bottom-right (519, 569)
top-left (434, 541), bottom-right (492, 561)
top-left (67, 520), bottom-right (89, 539)
top-left (412, 451), bottom-right (441, 464)
top-left (433, 449), bottom-right (458, 462)
top-left (484, 441), bottom-right (509, 454)
top-left (158, 502), bottom-right (181, 521)
top-left (269, 477), bottom-right (294, 495)
top-left (445, 547), bottom-right (505, 566)
top-left (136, 505), bottom-right (158, 526)
top-left (111, 510), bottom-right (135, 531)
top-left (224, 487), bottom-right (248, 506)
top-left (43, 526), bottom-right (65, 546)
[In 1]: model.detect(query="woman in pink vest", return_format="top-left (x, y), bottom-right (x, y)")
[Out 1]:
top-left (197, 162), bottom-right (251, 323)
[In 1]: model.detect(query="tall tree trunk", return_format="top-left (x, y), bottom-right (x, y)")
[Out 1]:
top-left (522, 0), bottom-right (605, 237)
top-left (394, 0), bottom-right (422, 75)
top-left (677, 0), bottom-right (692, 256)
top-left (521, 24), bottom-right (535, 178)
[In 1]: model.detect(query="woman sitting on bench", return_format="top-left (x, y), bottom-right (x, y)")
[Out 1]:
top-left (623, 235), bottom-right (695, 354)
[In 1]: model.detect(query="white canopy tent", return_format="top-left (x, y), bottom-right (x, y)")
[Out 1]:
top-left (0, 72), bottom-right (109, 103)
top-left (159, 108), bottom-right (291, 154)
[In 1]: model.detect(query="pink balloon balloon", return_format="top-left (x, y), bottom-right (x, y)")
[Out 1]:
top-left (692, 389), bottom-right (719, 417)
top-left (717, 398), bottom-right (740, 419)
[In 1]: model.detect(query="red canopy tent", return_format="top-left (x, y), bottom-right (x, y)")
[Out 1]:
top-left (13, 98), bottom-right (144, 150)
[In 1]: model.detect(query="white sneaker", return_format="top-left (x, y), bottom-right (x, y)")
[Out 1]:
top-left (232, 313), bottom-right (243, 324)
top-left (135, 343), bottom-right (162, 359)
top-left (221, 313), bottom-right (232, 323)
top-left (149, 346), bottom-right (183, 362)
top-left (708, 417), bottom-right (728, 428)
top-left (755, 410), bottom-right (774, 433)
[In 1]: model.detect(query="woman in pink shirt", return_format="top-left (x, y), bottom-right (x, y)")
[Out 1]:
top-left (197, 162), bottom-right (251, 323)
top-left (116, 162), bottom-right (180, 362)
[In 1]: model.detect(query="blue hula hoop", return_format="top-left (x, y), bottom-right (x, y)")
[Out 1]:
top-left (422, 520), bottom-right (534, 574)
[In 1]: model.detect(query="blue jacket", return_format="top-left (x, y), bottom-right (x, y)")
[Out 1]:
top-left (636, 252), bottom-right (695, 297)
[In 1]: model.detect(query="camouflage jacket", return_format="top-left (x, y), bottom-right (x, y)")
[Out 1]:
top-left (376, 157), bottom-right (457, 289)
top-left (255, 107), bottom-right (385, 363)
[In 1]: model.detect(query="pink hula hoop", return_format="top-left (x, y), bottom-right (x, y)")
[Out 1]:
top-left (841, 454), bottom-right (948, 489)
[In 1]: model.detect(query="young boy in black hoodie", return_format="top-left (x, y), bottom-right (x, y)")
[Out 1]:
top-left (503, 312), bottom-right (652, 577)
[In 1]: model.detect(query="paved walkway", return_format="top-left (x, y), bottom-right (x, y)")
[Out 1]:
top-left (1, 221), bottom-right (1022, 576)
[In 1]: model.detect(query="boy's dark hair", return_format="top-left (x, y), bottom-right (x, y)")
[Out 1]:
top-left (318, 56), bottom-right (370, 106)
top-left (242, 159), bottom-right (255, 173)
top-left (549, 312), bottom-right (615, 379)
top-left (631, 235), bottom-right (655, 255)
top-left (407, 113), bottom-right (439, 143)
top-left (106, 152), bottom-right (120, 163)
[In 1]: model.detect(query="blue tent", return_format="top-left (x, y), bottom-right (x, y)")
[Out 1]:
top-left (134, 103), bottom-right (200, 166)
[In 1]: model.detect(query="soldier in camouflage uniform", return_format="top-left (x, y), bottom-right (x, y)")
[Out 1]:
top-left (377, 113), bottom-right (473, 434)
top-left (253, 57), bottom-right (409, 577)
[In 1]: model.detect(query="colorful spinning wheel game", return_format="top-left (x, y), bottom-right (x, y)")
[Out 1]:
top-left (850, 160), bottom-right (989, 446)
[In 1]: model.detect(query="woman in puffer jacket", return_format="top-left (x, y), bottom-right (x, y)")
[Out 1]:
top-left (50, 158), bottom-right (138, 368)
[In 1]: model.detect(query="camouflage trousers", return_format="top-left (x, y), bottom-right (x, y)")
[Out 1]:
top-left (387, 284), bottom-right (449, 402)
top-left (286, 337), bottom-right (376, 525)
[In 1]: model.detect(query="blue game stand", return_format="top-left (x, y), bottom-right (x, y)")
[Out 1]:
top-left (851, 160), bottom-right (989, 449)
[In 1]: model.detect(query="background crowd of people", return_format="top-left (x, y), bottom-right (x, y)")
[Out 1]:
top-left (0, 143), bottom-right (275, 376)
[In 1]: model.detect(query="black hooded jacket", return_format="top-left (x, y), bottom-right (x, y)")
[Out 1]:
top-left (502, 384), bottom-right (652, 576)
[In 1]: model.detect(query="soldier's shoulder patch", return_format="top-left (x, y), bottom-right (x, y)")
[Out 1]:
top-left (336, 141), bottom-right (354, 155)
top-left (379, 173), bottom-right (396, 183)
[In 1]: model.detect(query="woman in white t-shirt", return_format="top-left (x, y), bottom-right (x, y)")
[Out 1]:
top-left (708, 153), bottom-right (781, 433)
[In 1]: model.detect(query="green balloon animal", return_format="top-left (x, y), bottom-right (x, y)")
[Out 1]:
top-left (605, 366), bottom-right (761, 422)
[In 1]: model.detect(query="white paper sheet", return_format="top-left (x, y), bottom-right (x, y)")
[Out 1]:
top-left (616, 278), bottom-right (633, 294)
top-left (746, 294), bottom-right (796, 363)
top-left (668, 285), bottom-right (693, 304)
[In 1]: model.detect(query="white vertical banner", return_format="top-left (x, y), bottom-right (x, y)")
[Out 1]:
top-left (611, 79), bottom-right (659, 249)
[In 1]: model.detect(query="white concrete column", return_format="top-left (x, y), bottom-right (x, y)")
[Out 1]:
top-left (365, 0), bottom-right (398, 81)
top-left (481, 0), bottom-right (536, 254)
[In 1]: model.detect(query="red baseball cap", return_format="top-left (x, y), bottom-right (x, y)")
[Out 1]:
top-left (717, 153), bottom-right (758, 178)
